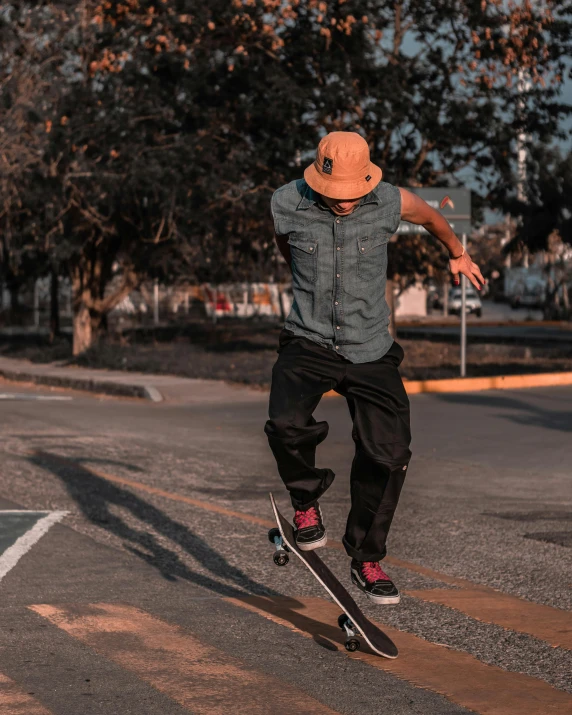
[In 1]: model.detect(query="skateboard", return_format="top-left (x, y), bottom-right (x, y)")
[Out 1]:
top-left (268, 493), bottom-right (398, 659)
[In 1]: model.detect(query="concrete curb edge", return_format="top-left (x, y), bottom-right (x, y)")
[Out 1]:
top-left (324, 370), bottom-right (572, 398)
top-left (2, 364), bottom-right (570, 402)
top-left (0, 368), bottom-right (164, 403)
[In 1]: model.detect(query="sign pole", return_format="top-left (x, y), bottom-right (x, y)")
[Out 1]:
top-left (460, 233), bottom-right (467, 378)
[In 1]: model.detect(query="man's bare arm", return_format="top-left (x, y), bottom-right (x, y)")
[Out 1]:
top-left (398, 188), bottom-right (485, 290)
top-left (274, 232), bottom-right (292, 270)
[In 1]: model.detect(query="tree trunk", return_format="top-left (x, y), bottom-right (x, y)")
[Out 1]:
top-left (50, 268), bottom-right (60, 342)
top-left (9, 284), bottom-right (19, 325)
top-left (73, 300), bottom-right (92, 356)
top-left (70, 251), bottom-right (137, 355)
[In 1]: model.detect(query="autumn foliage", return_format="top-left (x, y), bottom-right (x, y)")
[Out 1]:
top-left (0, 0), bottom-right (570, 351)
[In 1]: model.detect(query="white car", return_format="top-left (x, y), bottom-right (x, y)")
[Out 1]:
top-left (448, 287), bottom-right (482, 317)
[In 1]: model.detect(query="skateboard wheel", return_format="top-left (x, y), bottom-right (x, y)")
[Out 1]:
top-left (345, 638), bottom-right (360, 652)
top-left (268, 528), bottom-right (281, 543)
top-left (273, 551), bottom-right (289, 567)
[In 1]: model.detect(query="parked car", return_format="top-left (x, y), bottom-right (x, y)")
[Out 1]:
top-left (448, 287), bottom-right (482, 317)
top-left (510, 284), bottom-right (545, 310)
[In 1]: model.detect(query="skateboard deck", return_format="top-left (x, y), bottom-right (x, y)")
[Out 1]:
top-left (268, 493), bottom-right (398, 659)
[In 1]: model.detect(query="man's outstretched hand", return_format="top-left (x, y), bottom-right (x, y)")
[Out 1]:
top-left (450, 252), bottom-right (486, 291)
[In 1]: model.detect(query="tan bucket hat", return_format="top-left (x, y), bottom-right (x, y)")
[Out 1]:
top-left (304, 131), bottom-right (382, 200)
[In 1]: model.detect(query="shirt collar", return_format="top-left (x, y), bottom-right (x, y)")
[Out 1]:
top-left (359, 189), bottom-right (380, 206)
top-left (296, 183), bottom-right (380, 211)
top-left (297, 183), bottom-right (318, 210)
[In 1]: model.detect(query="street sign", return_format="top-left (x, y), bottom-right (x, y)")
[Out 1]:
top-left (397, 188), bottom-right (471, 236)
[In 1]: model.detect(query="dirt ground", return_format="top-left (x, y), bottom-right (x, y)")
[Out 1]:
top-left (2, 318), bottom-right (572, 387)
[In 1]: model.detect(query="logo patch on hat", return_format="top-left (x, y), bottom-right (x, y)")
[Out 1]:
top-left (365, 175), bottom-right (372, 181)
top-left (322, 157), bottom-right (333, 175)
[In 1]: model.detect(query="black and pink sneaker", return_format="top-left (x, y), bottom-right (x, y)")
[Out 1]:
top-left (351, 559), bottom-right (400, 604)
top-left (293, 503), bottom-right (327, 551)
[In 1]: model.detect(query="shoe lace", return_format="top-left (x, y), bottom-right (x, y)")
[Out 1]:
top-left (294, 507), bottom-right (320, 530)
top-left (361, 561), bottom-right (390, 583)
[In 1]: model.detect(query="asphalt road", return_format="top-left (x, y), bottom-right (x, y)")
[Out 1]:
top-left (398, 323), bottom-right (572, 345)
top-left (0, 381), bottom-right (571, 714)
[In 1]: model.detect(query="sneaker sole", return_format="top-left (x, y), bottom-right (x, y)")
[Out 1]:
top-left (351, 572), bottom-right (401, 605)
top-left (297, 534), bottom-right (328, 551)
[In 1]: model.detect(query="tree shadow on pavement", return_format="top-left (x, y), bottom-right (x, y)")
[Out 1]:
top-left (433, 392), bottom-right (572, 433)
top-left (28, 450), bottom-right (286, 601)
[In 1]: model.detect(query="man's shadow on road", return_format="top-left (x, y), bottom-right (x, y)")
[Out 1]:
top-left (28, 450), bottom-right (285, 601)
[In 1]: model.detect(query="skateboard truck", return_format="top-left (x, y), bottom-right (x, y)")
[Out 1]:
top-left (268, 527), bottom-right (290, 567)
top-left (338, 613), bottom-right (361, 652)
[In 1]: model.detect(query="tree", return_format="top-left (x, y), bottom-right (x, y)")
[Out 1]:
top-left (3, 1), bottom-right (571, 351)
top-left (500, 145), bottom-right (572, 253)
top-left (2, 2), bottom-right (195, 352)
top-left (498, 145), bottom-right (572, 318)
top-left (84, 0), bottom-right (570, 271)
top-left (0, 4), bottom-right (50, 321)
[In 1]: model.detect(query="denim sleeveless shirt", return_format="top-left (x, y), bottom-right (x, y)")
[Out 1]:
top-left (271, 179), bottom-right (402, 363)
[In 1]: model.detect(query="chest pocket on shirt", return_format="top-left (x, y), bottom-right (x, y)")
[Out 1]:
top-left (357, 234), bottom-right (389, 282)
top-left (288, 236), bottom-right (318, 284)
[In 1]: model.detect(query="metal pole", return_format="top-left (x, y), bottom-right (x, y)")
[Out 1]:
top-left (460, 233), bottom-right (467, 378)
top-left (153, 279), bottom-right (159, 325)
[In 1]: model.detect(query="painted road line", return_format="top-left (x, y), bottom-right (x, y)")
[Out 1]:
top-left (0, 394), bottom-right (73, 401)
top-left (0, 673), bottom-right (52, 714)
top-left (30, 603), bottom-right (339, 715)
top-left (228, 596), bottom-right (572, 715)
top-left (0, 511), bottom-right (68, 584)
top-left (407, 587), bottom-right (572, 650)
top-left (30, 451), bottom-right (572, 651)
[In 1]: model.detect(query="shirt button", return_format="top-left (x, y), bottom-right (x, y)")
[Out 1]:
top-left (335, 346), bottom-right (339, 350)
top-left (334, 301), bottom-right (338, 305)
top-left (336, 326), bottom-right (340, 330)
top-left (336, 219), bottom-right (340, 224)
top-left (361, 247), bottom-right (365, 252)
top-left (336, 273), bottom-right (340, 278)
top-left (336, 246), bottom-right (340, 251)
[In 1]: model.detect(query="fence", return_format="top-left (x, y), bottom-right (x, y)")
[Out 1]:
top-left (0, 278), bottom-right (292, 331)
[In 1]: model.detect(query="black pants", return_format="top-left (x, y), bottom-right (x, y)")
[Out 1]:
top-left (264, 329), bottom-right (412, 562)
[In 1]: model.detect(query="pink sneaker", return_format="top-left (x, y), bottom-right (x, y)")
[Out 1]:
top-left (351, 560), bottom-right (400, 604)
top-left (293, 503), bottom-right (327, 551)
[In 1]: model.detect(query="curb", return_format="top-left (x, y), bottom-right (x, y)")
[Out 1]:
top-left (2, 365), bottom-right (570, 402)
top-left (325, 370), bottom-right (572, 398)
top-left (0, 368), bottom-right (164, 403)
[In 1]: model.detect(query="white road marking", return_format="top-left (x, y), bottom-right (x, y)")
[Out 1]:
top-left (0, 394), bottom-right (73, 400)
top-left (0, 511), bottom-right (68, 583)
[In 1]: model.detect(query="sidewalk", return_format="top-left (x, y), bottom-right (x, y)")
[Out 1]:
top-left (2, 354), bottom-right (572, 403)
top-left (0, 356), bottom-right (266, 404)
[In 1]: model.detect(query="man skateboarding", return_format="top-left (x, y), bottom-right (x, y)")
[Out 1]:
top-left (265, 131), bottom-right (485, 605)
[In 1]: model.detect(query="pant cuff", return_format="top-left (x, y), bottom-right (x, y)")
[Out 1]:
top-left (342, 535), bottom-right (387, 562)
top-left (288, 468), bottom-right (336, 512)
top-left (290, 495), bottom-right (320, 511)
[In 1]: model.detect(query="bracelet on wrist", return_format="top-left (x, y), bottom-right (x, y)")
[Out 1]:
top-left (450, 246), bottom-right (465, 260)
